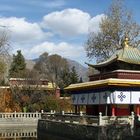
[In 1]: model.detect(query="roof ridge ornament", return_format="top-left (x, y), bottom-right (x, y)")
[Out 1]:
top-left (124, 36), bottom-right (129, 47)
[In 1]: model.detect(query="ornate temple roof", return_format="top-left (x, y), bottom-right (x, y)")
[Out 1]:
top-left (86, 38), bottom-right (140, 68)
top-left (66, 38), bottom-right (140, 91)
top-left (65, 78), bottom-right (140, 91)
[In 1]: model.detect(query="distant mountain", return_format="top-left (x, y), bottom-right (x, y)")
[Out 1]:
top-left (26, 58), bottom-right (89, 82)
top-left (66, 59), bottom-right (88, 82)
top-left (25, 59), bottom-right (36, 70)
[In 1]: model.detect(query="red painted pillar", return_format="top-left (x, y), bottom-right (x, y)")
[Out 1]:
top-left (136, 105), bottom-right (140, 116)
top-left (78, 106), bottom-right (80, 114)
top-left (75, 105), bottom-right (78, 114)
top-left (112, 105), bottom-right (115, 116)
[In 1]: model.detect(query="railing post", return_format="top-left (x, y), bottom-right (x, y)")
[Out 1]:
top-left (14, 111), bottom-right (16, 118)
top-left (131, 112), bottom-right (134, 126)
top-left (41, 110), bottom-right (44, 114)
top-left (50, 110), bottom-right (53, 114)
top-left (80, 111), bottom-right (83, 116)
top-left (39, 113), bottom-right (41, 118)
top-left (131, 112), bottom-right (135, 135)
top-left (62, 111), bottom-right (65, 115)
top-left (99, 112), bottom-right (102, 126)
top-left (138, 115), bottom-right (140, 121)
top-left (36, 111), bottom-right (38, 118)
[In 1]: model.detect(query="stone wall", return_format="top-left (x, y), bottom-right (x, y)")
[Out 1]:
top-left (37, 119), bottom-right (132, 140)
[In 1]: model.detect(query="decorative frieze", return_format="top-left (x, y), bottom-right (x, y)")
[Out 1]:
top-left (89, 70), bottom-right (140, 81)
top-left (72, 90), bottom-right (140, 105)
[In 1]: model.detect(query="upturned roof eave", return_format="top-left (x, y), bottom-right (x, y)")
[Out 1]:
top-left (86, 46), bottom-right (140, 69)
top-left (85, 57), bottom-right (118, 68)
top-left (86, 56), bottom-right (140, 69)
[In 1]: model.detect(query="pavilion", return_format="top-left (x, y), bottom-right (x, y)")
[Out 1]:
top-left (65, 38), bottom-right (140, 116)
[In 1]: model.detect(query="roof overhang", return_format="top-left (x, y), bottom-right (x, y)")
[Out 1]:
top-left (85, 57), bottom-right (117, 68)
top-left (85, 47), bottom-right (140, 69)
top-left (65, 78), bottom-right (140, 91)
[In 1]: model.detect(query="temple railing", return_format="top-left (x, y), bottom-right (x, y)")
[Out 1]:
top-left (41, 112), bottom-right (135, 126)
top-left (0, 131), bottom-right (36, 138)
top-left (0, 112), bottom-right (41, 118)
top-left (0, 126), bottom-right (37, 138)
top-left (0, 112), bottom-right (41, 126)
top-left (101, 114), bottom-right (134, 126)
top-left (41, 113), bottom-right (98, 125)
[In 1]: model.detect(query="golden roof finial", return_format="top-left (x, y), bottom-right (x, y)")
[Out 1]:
top-left (124, 36), bottom-right (129, 47)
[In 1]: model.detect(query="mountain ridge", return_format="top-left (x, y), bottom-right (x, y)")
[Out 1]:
top-left (26, 58), bottom-right (88, 82)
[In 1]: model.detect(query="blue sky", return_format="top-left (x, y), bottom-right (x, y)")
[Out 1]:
top-left (0, 0), bottom-right (140, 66)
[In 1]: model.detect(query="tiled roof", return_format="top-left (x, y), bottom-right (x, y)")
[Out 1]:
top-left (86, 45), bottom-right (140, 68)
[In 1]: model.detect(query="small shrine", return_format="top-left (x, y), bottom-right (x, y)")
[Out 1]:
top-left (65, 38), bottom-right (140, 116)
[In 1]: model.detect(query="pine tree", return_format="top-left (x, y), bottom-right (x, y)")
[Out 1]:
top-left (9, 50), bottom-right (26, 78)
top-left (79, 77), bottom-right (83, 83)
top-left (60, 68), bottom-right (71, 87)
top-left (70, 66), bottom-right (79, 84)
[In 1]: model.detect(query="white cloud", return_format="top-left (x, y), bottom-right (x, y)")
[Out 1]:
top-left (28, 41), bottom-right (85, 60)
top-left (42, 8), bottom-right (90, 36)
top-left (89, 14), bottom-right (105, 33)
top-left (0, 17), bottom-right (50, 44)
top-left (0, 9), bottom-right (104, 65)
top-left (42, 8), bottom-right (104, 36)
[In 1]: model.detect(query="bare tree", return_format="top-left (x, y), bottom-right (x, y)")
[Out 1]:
top-left (85, 0), bottom-right (140, 62)
top-left (0, 26), bottom-right (10, 58)
top-left (0, 26), bottom-right (11, 83)
top-left (34, 53), bottom-right (70, 93)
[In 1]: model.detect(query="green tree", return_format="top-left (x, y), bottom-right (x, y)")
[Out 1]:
top-left (85, 0), bottom-right (140, 62)
top-left (0, 60), bottom-right (6, 84)
top-left (10, 68), bottom-right (42, 112)
top-left (70, 66), bottom-right (79, 84)
top-left (59, 68), bottom-right (71, 88)
top-left (79, 77), bottom-right (83, 83)
top-left (44, 95), bottom-right (60, 111)
top-left (9, 50), bottom-right (26, 78)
